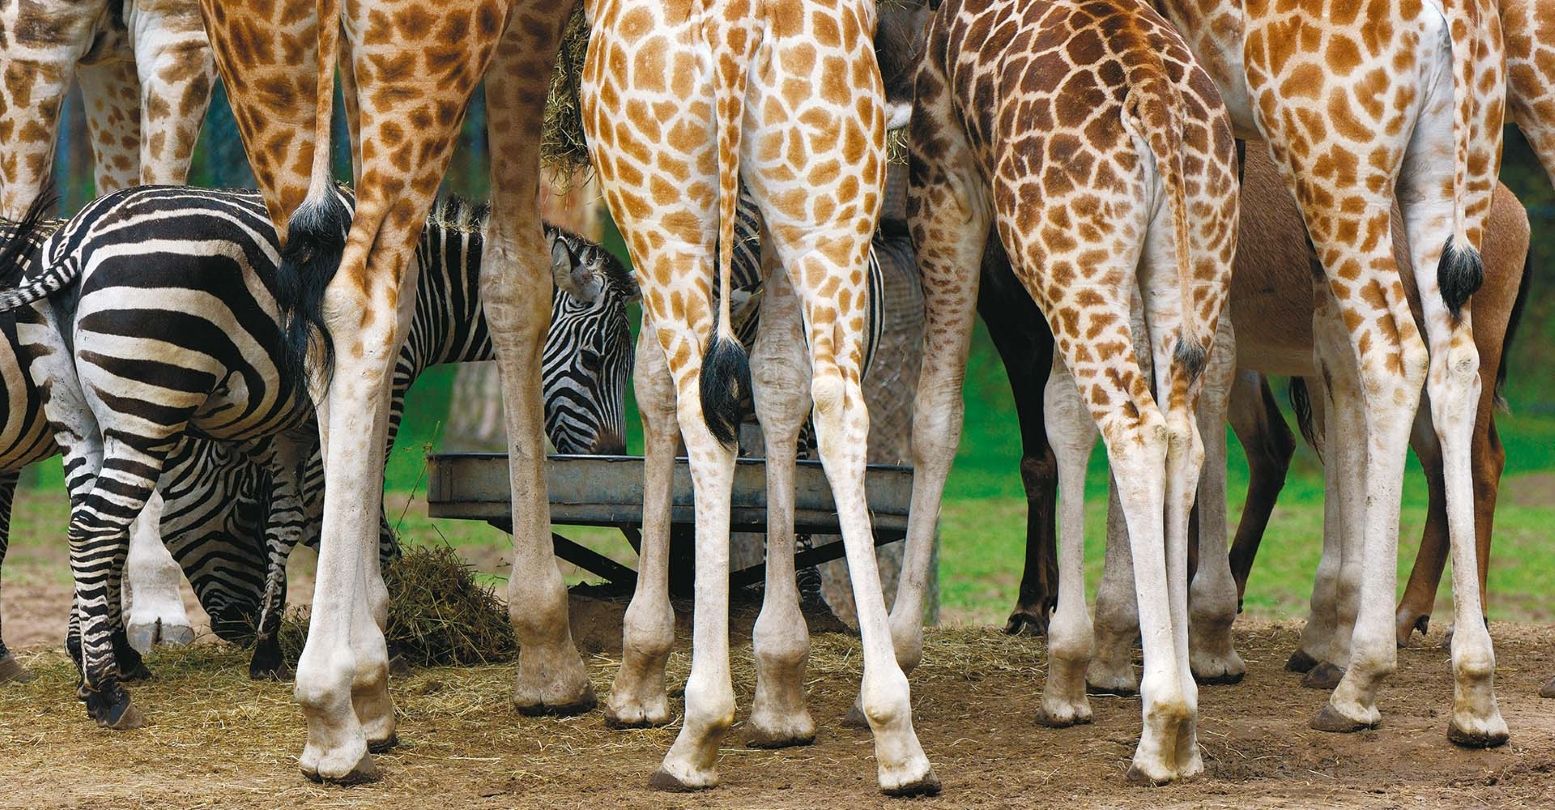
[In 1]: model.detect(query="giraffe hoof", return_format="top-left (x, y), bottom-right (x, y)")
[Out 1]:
top-left (1310, 704), bottom-right (1378, 734)
top-left (367, 733), bottom-right (400, 754)
top-left (1447, 721), bottom-right (1509, 749)
top-left (1124, 764), bottom-right (1174, 786)
top-left (648, 767), bottom-right (715, 793)
top-left (1541, 675), bottom-right (1555, 699)
top-left (745, 727), bottom-right (816, 749)
top-left (1301, 663), bottom-right (1344, 690)
top-left (0, 653), bottom-right (34, 684)
top-left (304, 751), bottom-right (380, 785)
top-left (881, 770), bottom-right (942, 797)
top-left (388, 654), bottom-right (413, 679)
top-left (1285, 649), bottom-right (1320, 674)
top-left (1035, 708), bottom-right (1093, 729)
top-left (1086, 680), bottom-right (1138, 697)
top-left (1194, 669), bottom-right (1245, 687)
top-left (514, 691), bottom-right (597, 718)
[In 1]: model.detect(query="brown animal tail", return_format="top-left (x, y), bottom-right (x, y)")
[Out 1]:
top-left (1495, 252), bottom-right (1533, 412)
top-left (1126, 61), bottom-right (1211, 379)
top-left (1437, 0), bottom-right (1488, 317)
top-left (274, 0), bottom-right (350, 392)
top-left (699, 0), bottom-right (758, 446)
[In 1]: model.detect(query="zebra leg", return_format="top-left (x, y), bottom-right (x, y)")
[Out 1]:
top-left (0, 470), bottom-right (33, 684)
top-left (250, 433), bottom-right (311, 681)
top-left (605, 322), bottom-right (679, 728)
top-left (124, 491), bottom-right (197, 652)
top-left (68, 438), bottom-right (172, 728)
top-left (748, 249), bottom-right (817, 749)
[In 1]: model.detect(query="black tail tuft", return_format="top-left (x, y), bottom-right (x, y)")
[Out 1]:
top-left (1495, 252), bottom-right (1533, 411)
top-left (1437, 236), bottom-right (1484, 319)
top-left (1173, 338), bottom-right (1208, 381)
top-left (699, 333), bottom-right (750, 447)
top-left (1288, 377), bottom-right (1322, 461)
top-left (275, 191), bottom-right (351, 393)
top-left (0, 191), bottom-right (57, 288)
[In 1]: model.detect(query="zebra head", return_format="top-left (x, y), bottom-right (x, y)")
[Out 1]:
top-left (544, 227), bottom-right (639, 455)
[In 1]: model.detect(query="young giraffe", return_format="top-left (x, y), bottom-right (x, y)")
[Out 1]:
top-left (1143, 0), bottom-right (1509, 744)
top-left (582, 0), bottom-right (937, 795)
top-left (907, 0), bottom-right (1238, 784)
top-left (197, 0), bottom-right (585, 783)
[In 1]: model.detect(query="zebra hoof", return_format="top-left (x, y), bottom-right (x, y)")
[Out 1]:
top-left (0, 653), bottom-right (34, 684)
top-left (99, 698), bottom-right (146, 730)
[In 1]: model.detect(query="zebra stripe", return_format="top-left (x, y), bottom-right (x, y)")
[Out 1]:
top-left (0, 185), bottom-right (638, 699)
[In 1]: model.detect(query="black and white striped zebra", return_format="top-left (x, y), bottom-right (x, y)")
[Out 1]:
top-left (0, 186), bottom-right (636, 714)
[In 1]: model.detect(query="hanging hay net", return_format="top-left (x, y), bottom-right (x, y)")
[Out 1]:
top-left (540, 5), bottom-right (911, 168)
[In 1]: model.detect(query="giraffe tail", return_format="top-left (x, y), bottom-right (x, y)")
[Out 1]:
top-left (1438, 0), bottom-right (1488, 318)
top-left (273, 0), bottom-right (349, 393)
top-left (1126, 70), bottom-right (1212, 379)
top-left (0, 193), bottom-right (69, 311)
top-left (699, 0), bottom-right (759, 447)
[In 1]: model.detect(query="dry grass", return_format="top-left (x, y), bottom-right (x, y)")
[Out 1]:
top-left (5, 621), bottom-right (1555, 808)
top-left (279, 545), bottom-right (517, 668)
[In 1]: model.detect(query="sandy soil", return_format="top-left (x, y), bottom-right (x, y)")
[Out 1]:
top-left (2, 617), bottom-right (1553, 809)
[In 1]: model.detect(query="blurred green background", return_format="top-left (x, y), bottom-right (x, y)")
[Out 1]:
top-left (26, 84), bottom-right (1555, 627)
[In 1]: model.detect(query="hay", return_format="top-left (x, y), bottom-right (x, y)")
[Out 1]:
top-left (280, 544), bottom-right (517, 668)
top-left (540, 4), bottom-right (912, 168)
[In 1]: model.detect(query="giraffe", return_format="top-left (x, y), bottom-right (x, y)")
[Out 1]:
top-left (906, 0), bottom-right (1238, 784)
top-left (0, 0), bottom-right (217, 668)
top-left (195, 0), bottom-right (584, 783)
top-left (1139, 0), bottom-right (1509, 745)
top-left (581, 0), bottom-right (937, 795)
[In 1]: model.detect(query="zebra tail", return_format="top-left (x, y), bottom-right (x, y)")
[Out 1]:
top-left (698, 0), bottom-right (756, 447)
top-left (0, 193), bottom-right (66, 311)
top-left (274, 0), bottom-right (348, 391)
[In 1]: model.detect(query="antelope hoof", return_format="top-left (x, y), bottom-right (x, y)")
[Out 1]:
top-left (1285, 649), bottom-right (1320, 673)
top-left (842, 701), bottom-right (870, 730)
top-left (1396, 612), bottom-right (1429, 647)
top-left (0, 653), bottom-right (34, 683)
top-left (1310, 703), bottom-right (1378, 734)
top-left (1301, 662), bottom-right (1344, 690)
top-left (1003, 606), bottom-right (1051, 636)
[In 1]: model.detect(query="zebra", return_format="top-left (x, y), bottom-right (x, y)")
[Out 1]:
top-left (0, 186), bottom-right (637, 712)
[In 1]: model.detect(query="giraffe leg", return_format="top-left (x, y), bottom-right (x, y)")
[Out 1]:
top-left (0, 471), bottom-right (32, 684)
top-left (604, 325), bottom-right (677, 729)
top-left (75, 52), bottom-right (143, 194)
top-left (1089, 482), bottom-right (1139, 695)
top-left (1188, 319), bottom-right (1244, 685)
top-left (126, 0), bottom-right (216, 185)
top-left (1038, 353), bottom-right (1096, 727)
top-left (484, 7), bottom-right (593, 715)
top-left (123, 492), bottom-right (196, 652)
top-left (747, 255), bottom-right (817, 750)
top-left (0, 2), bottom-right (98, 218)
top-left (1395, 84), bottom-right (1505, 749)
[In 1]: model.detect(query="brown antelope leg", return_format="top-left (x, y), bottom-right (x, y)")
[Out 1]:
top-left (977, 237), bottom-right (1060, 636)
top-left (1225, 373), bottom-right (1296, 609)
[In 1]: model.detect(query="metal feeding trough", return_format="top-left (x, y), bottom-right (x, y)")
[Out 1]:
top-left (425, 453), bottom-right (914, 588)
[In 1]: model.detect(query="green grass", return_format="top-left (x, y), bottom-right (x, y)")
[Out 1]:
top-left (10, 321), bottom-right (1555, 628)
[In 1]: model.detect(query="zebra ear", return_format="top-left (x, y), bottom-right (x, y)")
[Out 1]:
top-left (551, 235), bottom-right (608, 304)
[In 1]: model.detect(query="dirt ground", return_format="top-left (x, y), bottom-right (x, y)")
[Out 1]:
top-left (2, 615), bottom-right (1554, 809)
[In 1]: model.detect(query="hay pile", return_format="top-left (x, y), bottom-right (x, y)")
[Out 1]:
top-left (280, 544), bottom-right (516, 668)
top-left (540, 4), bottom-right (911, 168)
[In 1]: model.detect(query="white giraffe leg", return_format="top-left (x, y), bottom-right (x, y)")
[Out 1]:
top-left (123, 491), bottom-right (195, 652)
top-left (1188, 318), bottom-right (1243, 684)
top-left (1395, 67), bottom-right (1505, 747)
top-left (604, 322), bottom-right (677, 728)
top-left (1038, 353), bottom-right (1095, 727)
top-left (748, 254), bottom-right (817, 749)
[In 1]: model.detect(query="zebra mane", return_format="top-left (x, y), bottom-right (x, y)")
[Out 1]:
top-left (427, 195), bottom-right (491, 235)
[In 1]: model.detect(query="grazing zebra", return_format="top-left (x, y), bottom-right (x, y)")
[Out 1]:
top-left (0, 186), bottom-right (637, 714)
